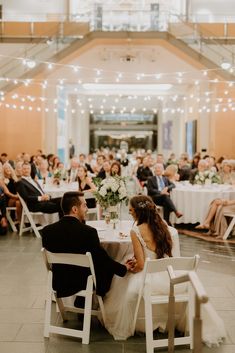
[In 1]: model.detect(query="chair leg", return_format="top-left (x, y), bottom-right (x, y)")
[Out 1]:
top-left (19, 211), bottom-right (26, 236)
top-left (223, 217), bottom-right (235, 240)
top-left (82, 276), bottom-right (93, 344)
top-left (6, 209), bottom-right (17, 232)
top-left (144, 291), bottom-right (154, 353)
top-left (44, 272), bottom-right (53, 338)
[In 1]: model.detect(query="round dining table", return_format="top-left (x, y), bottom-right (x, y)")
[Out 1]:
top-left (171, 182), bottom-right (235, 224)
top-left (87, 220), bottom-right (181, 262)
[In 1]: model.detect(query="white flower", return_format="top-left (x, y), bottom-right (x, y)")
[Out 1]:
top-left (99, 186), bottom-right (107, 197)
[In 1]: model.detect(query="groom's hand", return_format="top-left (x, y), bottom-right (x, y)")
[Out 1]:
top-left (125, 257), bottom-right (137, 272)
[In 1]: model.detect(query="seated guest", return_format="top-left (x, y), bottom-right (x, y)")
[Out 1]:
top-left (36, 159), bottom-right (52, 181)
top-left (110, 161), bottom-right (121, 176)
top-left (189, 159), bottom-right (208, 184)
top-left (195, 198), bottom-right (235, 238)
top-left (147, 163), bottom-right (182, 224)
top-left (219, 160), bottom-right (235, 185)
top-left (178, 157), bottom-right (191, 181)
top-left (0, 184), bottom-right (8, 233)
top-left (0, 152), bottom-right (14, 168)
top-left (67, 157), bottom-right (79, 182)
top-left (78, 153), bottom-right (94, 173)
top-left (136, 156), bottom-right (153, 185)
top-left (2, 163), bottom-right (22, 223)
top-left (96, 160), bottom-right (111, 180)
top-left (77, 166), bottom-right (96, 208)
top-left (15, 161), bottom-right (23, 179)
top-left (117, 150), bottom-right (129, 167)
top-left (93, 154), bottom-right (106, 174)
top-left (41, 191), bottom-right (131, 302)
top-left (164, 164), bottom-right (179, 183)
top-left (16, 162), bottom-right (63, 217)
top-left (191, 153), bottom-right (201, 169)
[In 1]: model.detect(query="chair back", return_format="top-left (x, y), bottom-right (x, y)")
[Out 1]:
top-left (42, 248), bottom-right (97, 288)
top-left (42, 247), bottom-right (105, 343)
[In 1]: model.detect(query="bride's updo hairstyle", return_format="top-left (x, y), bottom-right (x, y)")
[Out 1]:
top-left (130, 195), bottom-right (172, 258)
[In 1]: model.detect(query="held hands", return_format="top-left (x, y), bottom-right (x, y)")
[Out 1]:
top-left (125, 257), bottom-right (137, 272)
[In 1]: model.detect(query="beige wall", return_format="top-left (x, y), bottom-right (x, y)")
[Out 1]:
top-left (0, 85), bottom-right (43, 160)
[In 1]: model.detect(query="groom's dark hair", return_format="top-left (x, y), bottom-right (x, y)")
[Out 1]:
top-left (61, 191), bottom-right (84, 214)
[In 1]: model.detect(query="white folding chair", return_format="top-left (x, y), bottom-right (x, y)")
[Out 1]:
top-left (85, 191), bottom-right (100, 220)
top-left (42, 248), bottom-right (105, 344)
top-left (18, 194), bottom-right (45, 238)
top-left (133, 255), bottom-right (200, 353)
top-left (223, 212), bottom-right (235, 240)
top-left (6, 206), bottom-right (17, 232)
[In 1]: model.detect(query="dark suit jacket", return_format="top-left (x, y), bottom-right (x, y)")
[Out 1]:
top-left (41, 216), bottom-right (127, 297)
top-left (16, 178), bottom-right (43, 207)
top-left (16, 178), bottom-right (61, 215)
top-left (147, 175), bottom-right (175, 197)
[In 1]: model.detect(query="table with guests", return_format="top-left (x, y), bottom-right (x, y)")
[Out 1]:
top-left (0, 148), bottom-right (235, 239)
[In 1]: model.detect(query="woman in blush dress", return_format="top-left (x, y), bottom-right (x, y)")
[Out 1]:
top-left (102, 195), bottom-right (226, 346)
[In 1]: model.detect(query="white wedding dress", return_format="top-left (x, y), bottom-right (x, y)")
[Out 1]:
top-left (102, 225), bottom-right (226, 346)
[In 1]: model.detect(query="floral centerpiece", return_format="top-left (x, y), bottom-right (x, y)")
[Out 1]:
top-left (94, 176), bottom-right (128, 224)
top-left (193, 170), bottom-right (221, 185)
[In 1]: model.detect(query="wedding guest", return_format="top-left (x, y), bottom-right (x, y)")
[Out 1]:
top-left (189, 159), bottom-right (208, 184)
top-left (0, 153), bottom-right (14, 168)
top-left (93, 154), bottom-right (106, 174)
top-left (219, 160), bottom-right (235, 184)
top-left (191, 153), bottom-right (201, 169)
top-left (147, 163), bottom-right (182, 224)
top-left (41, 191), bottom-right (131, 304)
top-left (102, 195), bottom-right (226, 345)
top-left (195, 198), bottom-right (235, 238)
top-left (136, 156), bottom-right (153, 185)
top-left (0, 185), bottom-right (7, 234)
top-left (78, 153), bottom-right (94, 173)
top-left (96, 160), bottom-right (111, 180)
top-left (110, 161), bottom-right (121, 176)
top-left (77, 166), bottom-right (96, 208)
top-left (2, 163), bottom-right (22, 223)
top-left (67, 157), bottom-right (79, 182)
top-left (16, 162), bottom-right (63, 218)
top-left (15, 161), bottom-right (23, 179)
top-left (164, 164), bottom-right (179, 183)
top-left (178, 157), bottom-right (191, 181)
top-left (36, 159), bottom-right (52, 181)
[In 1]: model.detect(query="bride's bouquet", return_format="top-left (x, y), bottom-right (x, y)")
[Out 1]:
top-left (93, 175), bottom-right (128, 209)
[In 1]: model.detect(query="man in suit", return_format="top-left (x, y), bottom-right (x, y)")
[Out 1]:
top-left (136, 156), bottom-right (153, 185)
top-left (41, 191), bottom-right (131, 303)
top-left (147, 163), bottom-right (183, 224)
top-left (16, 162), bottom-right (62, 217)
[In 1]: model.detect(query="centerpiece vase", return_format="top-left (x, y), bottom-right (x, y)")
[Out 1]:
top-left (106, 204), bottom-right (120, 229)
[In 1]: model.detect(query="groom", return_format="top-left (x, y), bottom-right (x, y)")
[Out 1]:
top-left (41, 191), bottom-right (132, 302)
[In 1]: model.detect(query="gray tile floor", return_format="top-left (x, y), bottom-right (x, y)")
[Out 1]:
top-left (0, 230), bottom-right (234, 353)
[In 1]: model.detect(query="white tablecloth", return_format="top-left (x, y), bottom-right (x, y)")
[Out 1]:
top-left (87, 220), bottom-right (180, 262)
top-left (171, 183), bottom-right (235, 224)
top-left (43, 182), bottom-right (78, 198)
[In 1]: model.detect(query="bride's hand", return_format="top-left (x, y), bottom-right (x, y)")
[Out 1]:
top-left (125, 257), bottom-right (137, 272)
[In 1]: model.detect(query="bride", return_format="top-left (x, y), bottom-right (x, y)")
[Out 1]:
top-left (101, 195), bottom-right (226, 346)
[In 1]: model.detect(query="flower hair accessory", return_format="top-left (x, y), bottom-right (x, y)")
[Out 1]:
top-left (138, 200), bottom-right (152, 208)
